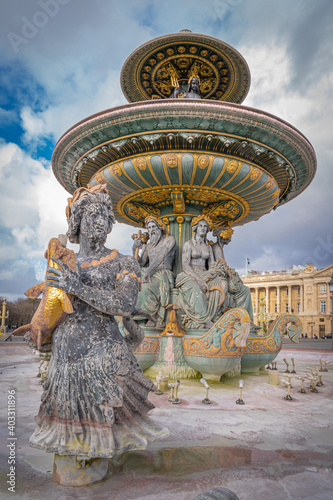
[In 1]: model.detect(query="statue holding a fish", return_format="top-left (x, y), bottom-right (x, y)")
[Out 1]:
top-left (15, 184), bottom-right (168, 482)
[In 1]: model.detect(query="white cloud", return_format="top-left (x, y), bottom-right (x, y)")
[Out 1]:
top-left (20, 70), bottom-right (125, 144)
top-left (0, 140), bottom-right (136, 298)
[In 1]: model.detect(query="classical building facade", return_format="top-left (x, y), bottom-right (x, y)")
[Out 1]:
top-left (242, 263), bottom-right (333, 338)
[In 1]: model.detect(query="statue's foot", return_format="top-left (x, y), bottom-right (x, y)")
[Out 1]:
top-left (146, 320), bottom-right (156, 327)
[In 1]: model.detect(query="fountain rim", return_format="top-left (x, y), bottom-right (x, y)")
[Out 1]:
top-left (53, 98), bottom-right (316, 160)
top-left (51, 100), bottom-right (317, 215)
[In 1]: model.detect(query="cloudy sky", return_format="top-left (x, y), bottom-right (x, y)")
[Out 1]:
top-left (1, 0), bottom-right (332, 301)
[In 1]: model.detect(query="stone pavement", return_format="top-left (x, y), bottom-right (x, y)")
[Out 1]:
top-left (0, 344), bottom-right (332, 500)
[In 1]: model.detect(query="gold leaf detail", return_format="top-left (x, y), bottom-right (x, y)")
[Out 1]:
top-left (198, 155), bottom-right (209, 169)
top-left (226, 160), bottom-right (239, 174)
top-left (250, 168), bottom-right (261, 180)
top-left (135, 157), bottom-right (147, 171)
top-left (265, 179), bottom-right (274, 189)
top-left (110, 164), bottom-right (122, 177)
top-left (139, 190), bottom-right (171, 204)
top-left (166, 153), bottom-right (178, 168)
top-left (177, 58), bottom-right (190, 68)
top-left (94, 172), bottom-right (104, 184)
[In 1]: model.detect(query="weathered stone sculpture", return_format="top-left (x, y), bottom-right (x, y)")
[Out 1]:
top-left (213, 227), bottom-right (254, 323)
top-left (176, 216), bottom-right (229, 329)
top-left (228, 267), bottom-right (254, 323)
top-left (172, 75), bottom-right (202, 99)
top-left (212, 227), bottom-right (233, 262)
top-left (133, 217), bottom-right (176, 326)
top-left (26, 185), bottom-right (168, 485)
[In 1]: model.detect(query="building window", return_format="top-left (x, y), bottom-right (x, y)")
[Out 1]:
top-left (298, 286), bottom-right (300, 295)
top-left (286, 288), bottom-right (289, 296)
top-left (275, 288), bottom-right (277, 296)
top-left (253, 303), bottom-right (256, 313)
top-left (286, 303), bottom-right (289, 312)
top-left (274, 303), bottom-right (277, 313)
top-left (320, 284), bottom-right (326, 293)
top-left (297, 302), bottom-right (300, 313)
top-left (320, 301), bottom-right (326, 313)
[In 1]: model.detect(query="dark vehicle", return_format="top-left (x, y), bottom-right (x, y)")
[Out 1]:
top-left (321, 334), bottom-right (332, 339)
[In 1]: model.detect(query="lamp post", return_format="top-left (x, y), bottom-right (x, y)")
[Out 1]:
top-left (329, 275), bottom-right (333, 350)
top-left (259, 296), bottom-right (265, 334)
top-left (0, 298), bottom-right (9, 335)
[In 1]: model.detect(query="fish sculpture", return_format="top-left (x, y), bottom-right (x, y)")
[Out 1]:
top-left (12, 237), bottom-right (76, 351)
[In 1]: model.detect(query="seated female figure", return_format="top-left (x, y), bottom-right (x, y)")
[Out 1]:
top-left (29, 184), bottom-right (168, 459)
top-left (176, 216), bottom-right (229, 329)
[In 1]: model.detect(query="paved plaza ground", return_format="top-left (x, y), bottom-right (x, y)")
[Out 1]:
top-left (1, 341), bottom-right (332, 500)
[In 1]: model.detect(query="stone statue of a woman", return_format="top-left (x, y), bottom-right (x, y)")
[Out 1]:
top-left (176, 216), bottom-right (229, 329)
top-left (29, 184), bottom-right (168, 484)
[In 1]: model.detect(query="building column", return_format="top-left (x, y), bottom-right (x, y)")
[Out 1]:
top-left (276, 286), bottom-right (280, 313)
top-left (300, 284), bottom-right (304, 313)
top-left (327, 283), bottom-right (331, 314)
top-left (265, 286), bottom-right (269, 314)
top-left (288, 285), bottom-right (292, 313)
top-left (255, 288), bottom-right (259, 324)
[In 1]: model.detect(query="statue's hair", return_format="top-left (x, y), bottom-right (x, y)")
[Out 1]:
top-left (144, 216), bottom-right (166, 233)
top-left (213, 226), bottom-right (234, 240)
top-left (191, 215), bottom-right (212, 230)
top-left (191, 215), bottom-right (212, 244)
top-left (66, 185), bottom-right (115, 244)
top-left (187, 74), bottom-right (200, 86)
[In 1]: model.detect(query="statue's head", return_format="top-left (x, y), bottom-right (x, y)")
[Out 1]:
top-left (188, 75), bottom-right (200, 93)
top-left (66, 184), bottom-right (115, 244)
top-left (191, 215), bottom-right (212, 242)
top-left (145, 217), bottom-right (166, 246)
top-left (213, 226), bottom-right (234, 245)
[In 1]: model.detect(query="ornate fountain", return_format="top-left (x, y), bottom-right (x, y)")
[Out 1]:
top-left (52, 31), bottom-right (316, 380)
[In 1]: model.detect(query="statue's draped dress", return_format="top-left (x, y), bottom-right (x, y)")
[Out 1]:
top-left (176, 242), bottom-right (228, 329)
top-left (30, 253), bottom-right (168, 458)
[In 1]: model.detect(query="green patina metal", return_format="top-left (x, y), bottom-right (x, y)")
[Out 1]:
top-left (52, 101), bottom-right (315, 221)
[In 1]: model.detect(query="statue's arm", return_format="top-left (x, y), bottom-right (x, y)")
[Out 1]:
top-left (138, 244), bottom-right (149, 267)
top-left (122, 316), bottom-right (144, 350)
top-left (46, 258), bottom-right (140, 317)
top-left (132, 238), bottom-right (149, 267)
top-left (208, 245), bottom-right (215, 268)
top-left (212, 242), bottom-right (223, 261)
